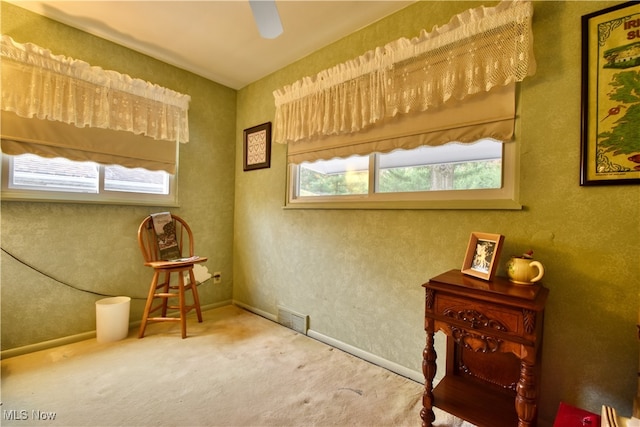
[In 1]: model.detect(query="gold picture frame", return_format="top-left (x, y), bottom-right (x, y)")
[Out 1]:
top-left (461, 232), bottom-right (504, 281)
top-left (243, 122), bottom-right (272, 171)
top-left (580, 2), bottom-right (640, 186)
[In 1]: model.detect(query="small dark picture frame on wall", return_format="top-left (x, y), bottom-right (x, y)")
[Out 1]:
top-left (243, 122), bottom-right (272, 171)
top-left (580, 1), bottom-right (640, 185)
top-left (461, 232), bottom-right (504, 281)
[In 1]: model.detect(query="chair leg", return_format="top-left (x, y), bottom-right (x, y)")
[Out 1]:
top-left (160, 271), bottom-right (171, 317)
top-left (139, 271), bottom-right (160, 338)
top-left (178, 272), bottom-right (187, 339)
top-left (188, 269), bottom-right (203, 323)
top-left (139, 266), bottom-right (200, 339)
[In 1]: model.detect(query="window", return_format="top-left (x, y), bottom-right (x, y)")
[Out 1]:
top-left (1, 153), bottom-right (177, 206)
top-left (378, 141), bottom-right (502, 193)
top-left (287, 139), bottom-right (520, 209)
top-left (272, 1), bottom-right (534, 210)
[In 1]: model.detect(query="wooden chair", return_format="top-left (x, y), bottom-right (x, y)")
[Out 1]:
top-left (137, 214), bottom-right (208, 339)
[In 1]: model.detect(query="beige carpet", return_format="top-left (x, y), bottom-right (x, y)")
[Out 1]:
top-left (1, 305), bottom-right (473, 427)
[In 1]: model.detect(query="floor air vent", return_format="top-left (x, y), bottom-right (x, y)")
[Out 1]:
top-left (277, 306), bottom-right (308, 335)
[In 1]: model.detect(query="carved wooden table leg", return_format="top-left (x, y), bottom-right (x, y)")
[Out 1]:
top-left (515, 360), bottom-right (537, 427)
top-left (421, 325), bottom-right (436, 427)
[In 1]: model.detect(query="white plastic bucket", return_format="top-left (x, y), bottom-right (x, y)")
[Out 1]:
top-left (95, 296), bottom-right (131, 343)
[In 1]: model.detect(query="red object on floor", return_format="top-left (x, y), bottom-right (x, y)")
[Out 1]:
top-left (553, 402), bottom-right (601, 427)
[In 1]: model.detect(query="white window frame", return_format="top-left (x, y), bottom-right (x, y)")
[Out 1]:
top-left (0, 154), bottom-right (179, 207)
top-left (285, 141), bottom-right (521, 210)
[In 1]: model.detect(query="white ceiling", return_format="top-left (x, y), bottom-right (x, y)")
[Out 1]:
top-left (6, 0), bottom-right (415, 89)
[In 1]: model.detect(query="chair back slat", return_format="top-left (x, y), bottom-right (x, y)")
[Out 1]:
top-left (137, 214), bottom-right (195, 262)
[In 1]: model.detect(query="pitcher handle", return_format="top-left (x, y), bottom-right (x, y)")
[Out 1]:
top-left (529, 261), bottom-right (545, 283)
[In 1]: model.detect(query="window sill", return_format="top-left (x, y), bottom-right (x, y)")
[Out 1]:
top-left (283, 199), bottom-right (523, 210)
top-left (1, 190), bottom-right (179, 207)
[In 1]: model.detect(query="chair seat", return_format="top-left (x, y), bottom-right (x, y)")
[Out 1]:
top-left (145, 256), bottom-right (208, 270)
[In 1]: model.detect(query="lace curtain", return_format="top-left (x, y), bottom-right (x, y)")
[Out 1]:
top-left (273, 0), bottom-right (535, 146)
top-left (1, 35), bottom-right (190, 143)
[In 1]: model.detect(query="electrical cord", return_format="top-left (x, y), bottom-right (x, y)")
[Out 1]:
top-left (1, 246), bottom-right (211, 299)
top-left (1, 246), bottom-right (147, 299)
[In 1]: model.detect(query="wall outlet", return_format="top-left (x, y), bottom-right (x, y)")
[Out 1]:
top-left (213, 272), bottom-right (222, 284)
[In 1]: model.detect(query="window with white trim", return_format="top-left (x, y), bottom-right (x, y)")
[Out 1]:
top-left (0, 35), bottom-right (188, 206)
top-left (287, 138), bottom-right (519, 209)
top-left (1, 153), bottom-right (178, 206)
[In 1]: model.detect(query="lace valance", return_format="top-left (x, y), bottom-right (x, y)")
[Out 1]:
top-left (273, 0), bottom-right (535, 145)
top-left (1, 35), bottom-right (190, 143)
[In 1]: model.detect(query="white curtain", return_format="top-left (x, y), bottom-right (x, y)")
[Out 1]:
top-left (1, 34), bottom-right (190, 144)
top-left (273, 0), bottom-right (535, 147)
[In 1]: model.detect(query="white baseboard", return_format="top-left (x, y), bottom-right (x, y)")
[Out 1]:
top-left (1, 330), bottom-right (99, 360)
top-left (307, 329), bottom-right (424, 384)
top-left (1, 300), bottom-right (232, 360)
top-left (232, 300), bottom-right (277, 322)
top-left (198, 301), bottom-right (234, 313)
top-left (232, 300), bottom-right (424, 384)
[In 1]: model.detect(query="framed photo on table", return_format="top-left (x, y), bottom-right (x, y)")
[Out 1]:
top-left (243, 122), bottom-right (272, 171)
top-left (580, 2), bottom-right (640, 186)
top-left (461, 232), bottom-right (504, 281)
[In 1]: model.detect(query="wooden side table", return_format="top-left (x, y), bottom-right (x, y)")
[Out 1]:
top-left (421, 269), bottom-right (549, 427)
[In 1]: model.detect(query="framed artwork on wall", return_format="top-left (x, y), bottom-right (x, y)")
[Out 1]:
top-left (461, 232), bottom-right (504, 281)
top-left (580, 2), bottom-right (640, 186)
top-left (243, 122), bottom-right (272, 171)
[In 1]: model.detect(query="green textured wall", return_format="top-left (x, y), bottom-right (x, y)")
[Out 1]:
top-left (2, 1), bottom-right (639, 426)
top-left (1, 2), bottom-right (236, 347)
top-left (234, 1), bottom-right (640, 425)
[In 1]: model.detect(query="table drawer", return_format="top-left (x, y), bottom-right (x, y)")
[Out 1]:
top-left (435, 294), bottom-right (524, 338)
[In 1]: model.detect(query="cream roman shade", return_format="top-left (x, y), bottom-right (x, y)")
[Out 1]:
top-left (286, 84), bottom-right (515, 164)
top-left (0, 35), bottom-right (190, 173)
top-left (273, 0), bottom-right (535, 165)
top-left (1, 111), bottom-right (177, 173)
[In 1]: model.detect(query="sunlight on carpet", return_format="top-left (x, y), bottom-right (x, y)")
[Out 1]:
top-left (1, 305), bottom-right (473, 426)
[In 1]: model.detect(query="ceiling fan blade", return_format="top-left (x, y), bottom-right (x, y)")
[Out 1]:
top-left (249, 0), bottom-right (283, 39)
